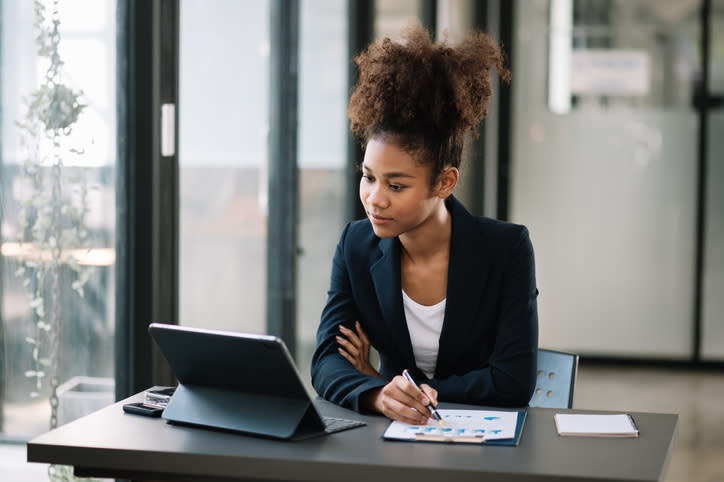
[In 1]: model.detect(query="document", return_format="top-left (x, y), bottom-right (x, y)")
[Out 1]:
top-left (383, 409), bottom-right (520, 443)
top-left (554, 413), bottom-right (639, 437)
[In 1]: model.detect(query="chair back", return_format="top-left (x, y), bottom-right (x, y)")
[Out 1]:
top-left (529, 348), bottom-right (579, 409)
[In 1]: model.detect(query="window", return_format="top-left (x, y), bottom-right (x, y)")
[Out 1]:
top-left (510, 0), bottom-right (702, 358)
top-left (177, 1), bottom-right (351, 388)
top-left (296, 0), bottom-right (349, 382)
top-left (1, 0), bottom-right (118, 477)
top-left (178, 0), bottom-right (270, 334)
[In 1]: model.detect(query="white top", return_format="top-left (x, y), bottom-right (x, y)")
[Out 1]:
top-left (402, 289), bottom-right (446, 379)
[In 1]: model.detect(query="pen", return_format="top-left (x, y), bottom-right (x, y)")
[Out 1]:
top-left (402, 369), bottom-right (446, 427)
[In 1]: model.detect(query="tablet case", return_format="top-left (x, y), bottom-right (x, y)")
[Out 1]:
top-left (149, 323), bottom-right (338, 440)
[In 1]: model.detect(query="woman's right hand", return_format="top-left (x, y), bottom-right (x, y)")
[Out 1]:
top-left (361, 374), bottom-right (439, 425)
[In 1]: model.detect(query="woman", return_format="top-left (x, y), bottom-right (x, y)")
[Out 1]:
top-left (311, 25), bottom-right (539, 426)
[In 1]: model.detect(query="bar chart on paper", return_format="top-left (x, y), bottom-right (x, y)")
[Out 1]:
top-left (383, 409), bottom-right (520, 442)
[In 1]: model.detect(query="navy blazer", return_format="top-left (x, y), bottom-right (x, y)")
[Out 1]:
top-left (311, 196), bottom-right (539, 412)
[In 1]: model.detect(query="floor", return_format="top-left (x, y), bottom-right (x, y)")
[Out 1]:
top-left (1, 362), bottom-right (722, 482)
top-left (573, 362), bottom-right (724, 482)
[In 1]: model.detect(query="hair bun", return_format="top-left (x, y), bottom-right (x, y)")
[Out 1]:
top-left (349, 24), bottom-right (509, 143)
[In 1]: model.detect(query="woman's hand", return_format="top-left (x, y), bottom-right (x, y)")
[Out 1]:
top-left (360, 374), bottom-right (439, 425)
top-left (337, 322), bottom-right (382, 378)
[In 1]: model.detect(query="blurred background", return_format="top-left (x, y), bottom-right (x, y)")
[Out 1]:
top-left (1, 1), bottom-right (722, 481)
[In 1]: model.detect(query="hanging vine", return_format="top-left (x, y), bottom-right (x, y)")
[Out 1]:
top-left (14, 0), bottom-right (94, 430)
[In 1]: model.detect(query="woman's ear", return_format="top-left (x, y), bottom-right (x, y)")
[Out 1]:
top-left (435, 167), bottom-right (459, 198)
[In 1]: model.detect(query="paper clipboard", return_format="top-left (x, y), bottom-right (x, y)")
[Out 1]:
top-left (383, 409), bottom-right (527, 446)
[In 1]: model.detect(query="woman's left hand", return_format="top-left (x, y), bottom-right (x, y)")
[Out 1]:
top-left (337, 321), bottom-right (383, 378)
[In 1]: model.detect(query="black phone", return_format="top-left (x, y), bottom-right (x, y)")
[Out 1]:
top-left (123, 402), bottom-right (164, 417)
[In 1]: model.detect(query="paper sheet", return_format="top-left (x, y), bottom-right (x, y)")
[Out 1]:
top-left (383, 409), bottom-right (519, 441)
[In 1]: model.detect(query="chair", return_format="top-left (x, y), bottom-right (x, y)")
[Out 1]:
top-left (529, 348), bottom-right (579, 409)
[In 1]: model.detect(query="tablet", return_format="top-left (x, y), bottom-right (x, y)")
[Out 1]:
top-left (148, 323), bottom-right (365, 440)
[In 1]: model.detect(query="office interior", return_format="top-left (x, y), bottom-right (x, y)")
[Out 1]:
top-left (0, 0), bottom-right (722, 481)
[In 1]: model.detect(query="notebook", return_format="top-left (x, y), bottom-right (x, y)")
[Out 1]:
top-left (554, 413), bottom-right (639, 438)
top-left (148, 323), bottom-right (365, 440)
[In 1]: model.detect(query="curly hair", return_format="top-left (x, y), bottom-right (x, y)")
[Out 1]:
top-left (348, 24), bottom-right (510, 184)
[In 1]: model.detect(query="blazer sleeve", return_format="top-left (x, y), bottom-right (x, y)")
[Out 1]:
top-left (310, 224), bottom-right (387, 412)
top-left (426, 226), bottom-right (539, 407)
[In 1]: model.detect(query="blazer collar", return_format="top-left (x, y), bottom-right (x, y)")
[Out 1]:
top-left (436, 196), bottom-right (487, 376)
top-left (370, 236), bottom-right (416, 368)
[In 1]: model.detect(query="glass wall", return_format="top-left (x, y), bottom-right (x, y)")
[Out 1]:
top-left (510, 0), bottom-right (701, 358)
top-left (296, 1), bottom-right (349, 379)
top-left (178, 0), bottom-right (270, 334)
top-left (1, 0), bottom-right (118, 478)
top-left (701, 0), bottom-right (724, 360)
top-left (178, 1), bottom-right (470, 385)
top-left (178, 1), bottom-right (351, 387)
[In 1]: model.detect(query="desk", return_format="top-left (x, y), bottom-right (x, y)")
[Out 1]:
top-left (27, 392), bottom-right (678, 482)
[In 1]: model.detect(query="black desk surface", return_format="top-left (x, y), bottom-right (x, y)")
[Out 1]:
top-left (27, 392), bottom-right (678, 482)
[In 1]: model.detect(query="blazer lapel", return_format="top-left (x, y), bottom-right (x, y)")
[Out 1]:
top-left (436, 197), bottom-right (486, 376)
top-left (370, 237), bottom-right (415, 367)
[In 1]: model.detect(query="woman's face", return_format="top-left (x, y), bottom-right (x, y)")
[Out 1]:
top-left (359, 137), bottom-right (443, 239)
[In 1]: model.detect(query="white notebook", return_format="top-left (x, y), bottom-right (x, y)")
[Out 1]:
top-left (554, 413), bottom-right (639, 438)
